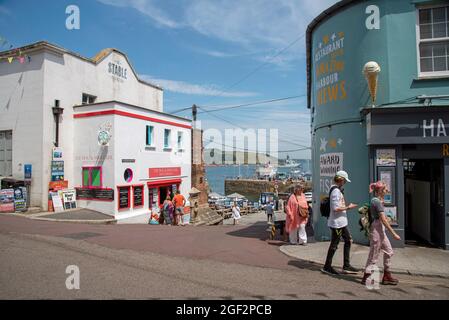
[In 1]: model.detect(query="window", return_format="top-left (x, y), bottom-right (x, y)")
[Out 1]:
top-left (82, 93), bottom-right (97, 104)
top-left (0, 130), bottom-right (12, 177)
top-left (146, 126), bottom-right (154, 146)
top-left (164, 129), bottom-right (171, 149)
top-left (417, 5), bottom-right (449, 76)
top-left (177, 132), bottom-right (183, 150)
top-left (82, 167), bottom-right (102, 188)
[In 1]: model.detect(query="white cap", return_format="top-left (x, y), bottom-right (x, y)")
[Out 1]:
top-left (336, 170), bottom-right (351, 183)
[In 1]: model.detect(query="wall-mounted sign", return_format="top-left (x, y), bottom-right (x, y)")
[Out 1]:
top-left (122, 159), bottom-right (136, 163)
top-left (443, 144), bottom-right (449, 157)
top-left (98, 122), bottom-right (112, 146)
top-left (384, 206), bottom-right (398, 226)
top-left (51, 161), bottom-right (64, 181)
top-left (75, 188), bottom-right (114, 201)
top-left (377, 167), bottom-right (395, 206)
top-left (149, 167), bottom-right (181, 178)
top-left (52, 147), bottom-right (63, 161)
top-left (118, 186), bottom-right (130, 210)
top-left (376, 149), bottom-right (396, 166)
top-left (133, 186), bottom-right (143, 207)
top-left (24, 164), bottom-right (32, 180)
top-left (319, 153), bottom-right (343, 177)
top-left (108, 61), bottom-right (128, 80)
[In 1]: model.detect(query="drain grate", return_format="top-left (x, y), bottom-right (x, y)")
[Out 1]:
top-left (59, 232), bottom-right (103, 240)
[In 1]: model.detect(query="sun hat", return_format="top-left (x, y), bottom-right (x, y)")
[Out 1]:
top-left (335, 170), bottom-right (351, 183)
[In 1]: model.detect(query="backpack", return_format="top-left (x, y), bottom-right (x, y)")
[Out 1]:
top-left (358, 203), bottom-right (372, 237)
top-left (320, 186), bottom-right (339, 219)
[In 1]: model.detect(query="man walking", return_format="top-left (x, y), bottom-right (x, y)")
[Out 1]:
top-left (173, 190), bottom-right (186, 226)
top-left (321, 171), bottom-right (359, 275)
top-left (266, 202), bottom-right (274, 223)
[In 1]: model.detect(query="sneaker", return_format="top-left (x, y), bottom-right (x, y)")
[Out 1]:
top-left (342, 265), bottom-right (359, 274)
top-left (321, 266), bottom-right (340, 276)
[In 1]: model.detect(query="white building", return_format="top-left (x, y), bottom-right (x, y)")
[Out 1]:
top-left (0, 41), bottom-right (191, 221)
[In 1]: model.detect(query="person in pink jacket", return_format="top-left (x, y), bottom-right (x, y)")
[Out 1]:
top-left (285, 184), bottom-right (309, 245)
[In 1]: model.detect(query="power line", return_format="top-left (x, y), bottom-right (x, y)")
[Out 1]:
top-left (197, 95), bottom-right (305, 114)
top-left (198, 106), bottom-right (311, 149)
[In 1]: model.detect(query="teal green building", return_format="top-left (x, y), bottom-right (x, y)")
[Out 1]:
top-left (307, 0), bottom-right (449, 249)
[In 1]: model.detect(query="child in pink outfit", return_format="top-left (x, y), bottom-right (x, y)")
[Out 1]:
top-left (362, 181), bottom-right (401, 286)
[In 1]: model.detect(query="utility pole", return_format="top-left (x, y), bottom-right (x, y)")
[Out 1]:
top-left (192, 104), bottom-right (197, 128)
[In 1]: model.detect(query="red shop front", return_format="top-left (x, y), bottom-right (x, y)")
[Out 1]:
top-left (147, 167), bottom-right (182, 211)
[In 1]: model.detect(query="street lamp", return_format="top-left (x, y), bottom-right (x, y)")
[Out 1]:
top-left (362, 61), bottom-right (381, 107)
top-left (52, 99), bottom-right (64, 147)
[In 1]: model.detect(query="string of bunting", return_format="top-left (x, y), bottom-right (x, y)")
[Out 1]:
top-left (0, 35), bottom-right (32, 64)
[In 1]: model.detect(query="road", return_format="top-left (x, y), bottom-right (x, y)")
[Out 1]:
top-left (1, 213), bottom-right (449, 299)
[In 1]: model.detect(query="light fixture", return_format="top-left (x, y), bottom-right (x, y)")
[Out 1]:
top-left (362, 61), bottom-right (381, 107)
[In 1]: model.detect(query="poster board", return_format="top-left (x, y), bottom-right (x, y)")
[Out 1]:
top-left (62, 189), bottom-right (77, 210)
top-left (133, 186), bottom-right (143, 208)
top-left (51, 192), bottom-right (64, 212)
top-left (376, 149), bottom-right (396, 166)
top-left (118, 187), bottom-right (130, 210)
top-left (0, 189), bottom-right (15, 213)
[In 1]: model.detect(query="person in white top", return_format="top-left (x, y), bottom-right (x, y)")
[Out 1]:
top-left (321, 170), bottom-right (359, 276)
top-left (231, 202), bottom-right (241, 225)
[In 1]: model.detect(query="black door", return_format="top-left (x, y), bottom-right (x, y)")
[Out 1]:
top-left (430, 160), bottom-right (445, 247)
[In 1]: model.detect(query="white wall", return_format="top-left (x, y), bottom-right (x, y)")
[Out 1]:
top-left (0, 52), bottom-right (45, 207)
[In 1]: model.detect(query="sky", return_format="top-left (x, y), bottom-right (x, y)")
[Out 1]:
top-left (0, 0), bottom-right (339, 160)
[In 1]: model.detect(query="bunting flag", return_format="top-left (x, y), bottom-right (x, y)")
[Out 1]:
top-left (7, 57), bottom-right (13, 63)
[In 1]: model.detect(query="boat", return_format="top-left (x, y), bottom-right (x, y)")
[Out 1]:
top-left (279, 155), bottom-right (300, 168)
top-left (256, 162), bottom-right (277, 179)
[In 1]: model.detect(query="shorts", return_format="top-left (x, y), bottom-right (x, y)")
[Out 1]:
top-left (176, 207), bottom-right (184, 215)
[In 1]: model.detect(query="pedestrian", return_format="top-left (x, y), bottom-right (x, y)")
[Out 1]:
top-left (266, 202), bottom-right (274, 223)
top-left (286, 184), bottom-right (309, 245)
top-left (173, 190), bottom-right (186, 226)
top-left (162, 195), bottom-right (174, 225)
top-left (231, 202), bottom-right (241, 225)
top-left (362, 181), bottom-right (401, 286)
top-left (321, 170), bottom-right (359, 275)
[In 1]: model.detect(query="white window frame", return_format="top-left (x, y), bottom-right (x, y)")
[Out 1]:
top-left (416, 4), bottom-right (449, 78)
top-left (177, 131), bottom-right (184, 152)
top-left (146, 125), bottom-right (154, 147)
top-left (163, 129), bottom-right (172, 150)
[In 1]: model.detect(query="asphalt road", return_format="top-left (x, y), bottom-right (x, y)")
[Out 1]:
top-left (1, 213), bottom-right (449, 299)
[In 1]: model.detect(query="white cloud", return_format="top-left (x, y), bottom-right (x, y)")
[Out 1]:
top-left (97, 0), bottom-right (340, 65)
top-left (141, 75), bottom-right (257, 97)
top-left (0, 5), bottom-right (11, 15)
top-left (97, 0), bottom-right (181, 28)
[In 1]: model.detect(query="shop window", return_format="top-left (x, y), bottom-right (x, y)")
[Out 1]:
top-left (82, 93), bottom-right (97, 104)
top-left (417, 5), bottom-right (449, 76)
top-left (117, 186), bottom-right (130, 210)
top-left (164, 129), bottom-right (171, 149)
top-left (82, 167), bottom-right (102, 188)
top-left (0, 130), bottom-right (12, 177)
top-left (124, 168), bottom-right (133, 183)
top-left (132, 185), bottom-right (144, 208)
top-left (146, 125), bottom-right (154, 146)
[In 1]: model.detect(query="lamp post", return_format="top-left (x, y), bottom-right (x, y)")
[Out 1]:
top-left (52, 100), bottom-right (64, 147)
top-left (362, 61), bottom-right (381, 107)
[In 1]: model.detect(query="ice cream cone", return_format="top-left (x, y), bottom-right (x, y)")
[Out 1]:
top-left (362, 61), bottom-right (381, 106)
top-left (366, 72), bottom-right (378, 105)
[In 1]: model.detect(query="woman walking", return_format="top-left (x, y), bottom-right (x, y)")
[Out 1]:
top-left (362, 181), bottom-right (401, 285)
top-left (286, 184), bottom-right (309, 245)
top-left (231, 202), bottom-right (241, 225)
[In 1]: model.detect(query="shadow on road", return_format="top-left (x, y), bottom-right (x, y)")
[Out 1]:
top-left (288, 259), bottom-right (363, 285)
top-left (225, 221), bottom-right (269, 241)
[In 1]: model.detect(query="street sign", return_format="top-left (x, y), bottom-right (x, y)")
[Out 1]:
top-left (24, 164), bottom-right (32, 180)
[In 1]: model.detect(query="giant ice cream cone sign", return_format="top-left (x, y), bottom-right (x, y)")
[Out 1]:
top-left (363, 61), bottom-right (381, 106)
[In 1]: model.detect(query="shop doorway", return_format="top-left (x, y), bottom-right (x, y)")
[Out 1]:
top-left (404, 159), bottom-right (445, 248)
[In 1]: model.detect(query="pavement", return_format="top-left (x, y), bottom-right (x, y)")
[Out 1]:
top-left (280, 240), bottom-right (449, 278)
top-left (7, 208), bottom-right (117, 224)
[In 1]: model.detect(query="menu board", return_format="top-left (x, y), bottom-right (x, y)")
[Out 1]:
top-left (62, 189), bottom-right (77, 210)
top-left (76, 188), bottom-right (114, 201)
top-left (118, 187), bottom-right (130, 209)
top-left (133, 186), bottom-right (143, 207)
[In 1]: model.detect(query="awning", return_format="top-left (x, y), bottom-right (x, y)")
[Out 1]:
top-left (146, 178), bottom-right (182, 187)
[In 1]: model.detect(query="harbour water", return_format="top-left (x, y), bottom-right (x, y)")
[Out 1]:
top-left (205, 162), bottom-right (311, 196)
